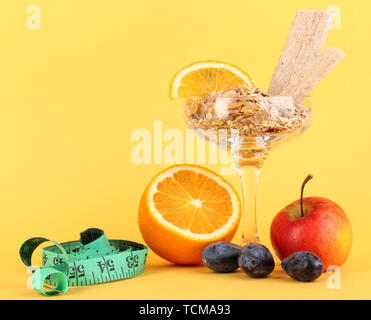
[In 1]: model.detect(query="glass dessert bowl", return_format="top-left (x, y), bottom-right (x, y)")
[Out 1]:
top-left (182, 84), bottom-right (313, 244)
top-left (171, 8), bottom-right (344, 250)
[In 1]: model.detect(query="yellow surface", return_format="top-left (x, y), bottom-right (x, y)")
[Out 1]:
top-left (0, 0), bottom-right (371, 299)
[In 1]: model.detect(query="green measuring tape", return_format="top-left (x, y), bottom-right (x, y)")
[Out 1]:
top-left (19, 228), bottom-right (148, 296)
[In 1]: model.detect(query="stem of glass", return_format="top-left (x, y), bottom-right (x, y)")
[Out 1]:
top-left (237, 164), bottom-right (262, 244)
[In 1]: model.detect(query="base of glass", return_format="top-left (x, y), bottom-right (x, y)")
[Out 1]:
top-left (241, 233), bottom-right (260, 245)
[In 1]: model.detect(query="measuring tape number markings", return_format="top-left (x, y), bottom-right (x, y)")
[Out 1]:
top-left (19, 228), bottom-right (148, 296)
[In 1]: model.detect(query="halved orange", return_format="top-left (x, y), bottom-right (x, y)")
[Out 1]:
top-left (169, 60), bottom-right (254, 99)
top-left (138, 165), bottom-right (241, 264)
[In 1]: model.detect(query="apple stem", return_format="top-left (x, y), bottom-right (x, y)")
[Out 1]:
top-left (301, 174), bottom-right (313, 217)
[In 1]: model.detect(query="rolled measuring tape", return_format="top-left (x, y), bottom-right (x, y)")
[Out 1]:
top-left (19, 228), bottom-right (148, 296)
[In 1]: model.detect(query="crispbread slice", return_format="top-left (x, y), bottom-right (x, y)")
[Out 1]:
top-left (268, 10), bottom-right (335, 97)
top-left (280, 47), bottom-right (346, 103)
top-left (258, 96), bottom-right (294, 111)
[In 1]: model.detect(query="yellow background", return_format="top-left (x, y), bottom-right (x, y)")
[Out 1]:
top-left (0, 0), bottom-right (370, 299)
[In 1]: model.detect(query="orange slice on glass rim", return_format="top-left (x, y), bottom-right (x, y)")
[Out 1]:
top-left (169, 60), bottom-right (254, 99)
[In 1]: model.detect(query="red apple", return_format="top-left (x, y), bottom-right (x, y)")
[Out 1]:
top-left (270, 174), bottom-right (352, 270)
